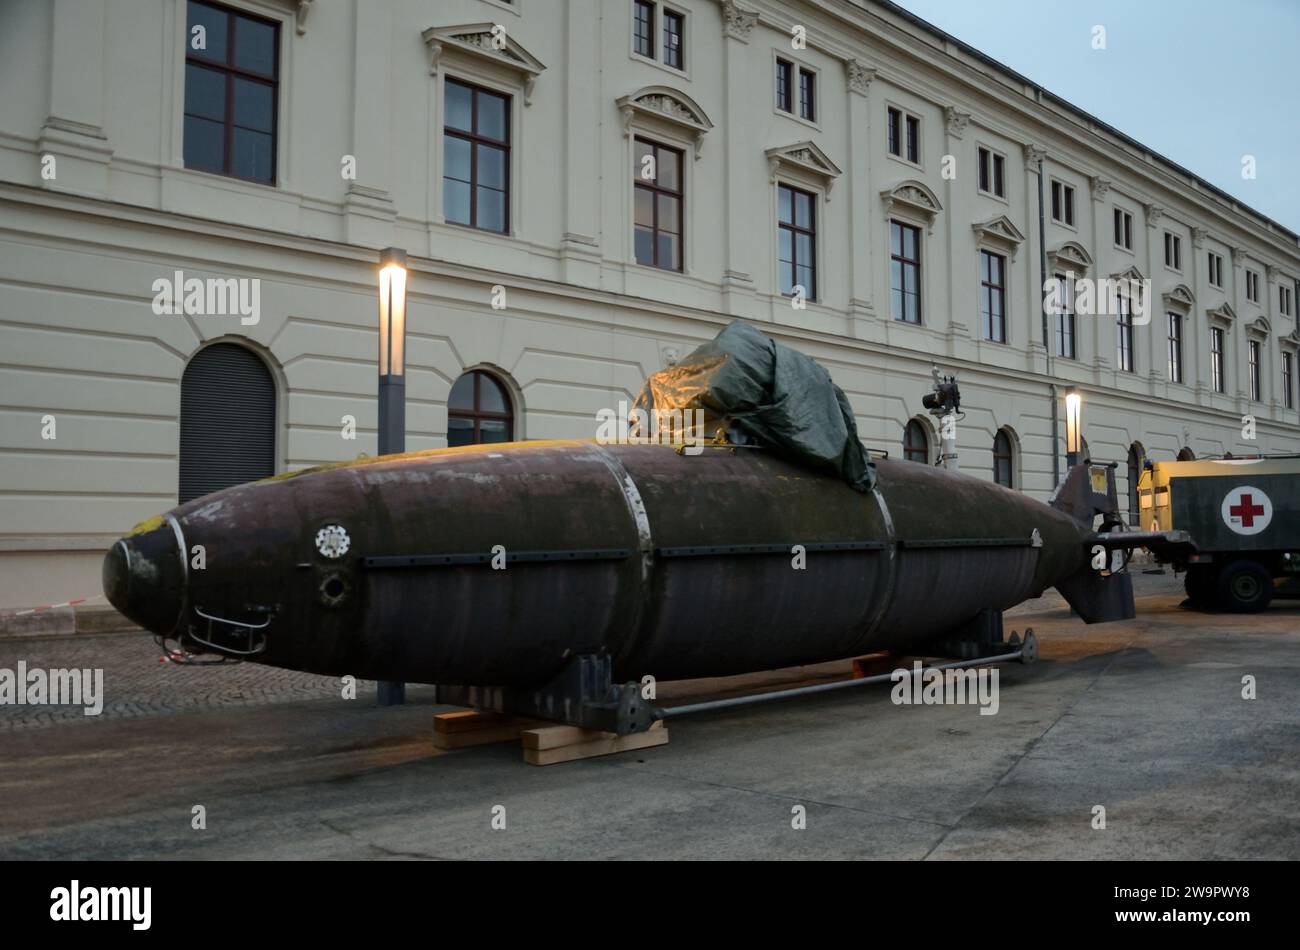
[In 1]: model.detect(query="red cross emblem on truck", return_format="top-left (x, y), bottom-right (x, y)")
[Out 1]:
top-left (1221, 485), bottom-right (1273, 535)
top-left (1229, 494), bottom-right (1265, 527)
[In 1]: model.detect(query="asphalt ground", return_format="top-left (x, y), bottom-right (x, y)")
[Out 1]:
top-left (0, 572), bottom-right (1296, 860)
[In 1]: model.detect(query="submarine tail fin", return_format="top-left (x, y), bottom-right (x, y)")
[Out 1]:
top-left (1055, 566), bottom-right (1136, 623)
top-left (1049, 460), bottom-right (1137, 623)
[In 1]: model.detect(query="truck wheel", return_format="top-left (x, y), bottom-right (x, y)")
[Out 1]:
top-left (1183, 568), bottom-right (1215, 609)
top-left (1215, 560), bottom-right (1273, 613)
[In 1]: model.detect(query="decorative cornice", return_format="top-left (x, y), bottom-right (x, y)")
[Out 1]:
top-left (1247, 316), bottom-right (1272, 338)
top-left (1191, 226), bottom-right (1208, 248)
top-left (421, 24), bottom-right (546, 104)
top-left (720, 1), bottom-right (758, 42)
top-left (971, 213), bottom-right (1026, 259)
top-left (1230, 245), bottom-right (1249, 266)
top-left (1265, 263), bottom-right (1279, 281)
top-left (1144, 203), bottom-right (1164, 229)
top-left (766, 141), bottom-right (843, 197)
top-left (1022, 143), bottom-right (1046, 173)
top-left (944, 106), bottom-right (970, 140)
top-left (1048, 241), bottom-right (1094, 274)
top-left (846, 60), bottom-right (876, 97)
top-left (1162, 284), bottom-right (1195, 312)
top-left (880, 179), bottom-right (942, 232)
top-left (617, 86), bottom-right (714, 158)
top-left (1206, 301), bottom-right (1236, 325)
top-left (1089, 176), bottom-right (1111, 201)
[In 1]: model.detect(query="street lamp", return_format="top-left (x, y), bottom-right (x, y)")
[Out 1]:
top-left (377, 247), bottom-right (407, 707)
top-left (1065, 390), bottom-right (1082, 467)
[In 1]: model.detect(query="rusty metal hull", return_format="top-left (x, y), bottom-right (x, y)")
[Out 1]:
top-left (104, 440), bottom-right (1090, 686)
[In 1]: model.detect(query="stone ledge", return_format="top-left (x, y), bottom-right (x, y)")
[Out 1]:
top-left (0, 604), bottom-right (143, 641)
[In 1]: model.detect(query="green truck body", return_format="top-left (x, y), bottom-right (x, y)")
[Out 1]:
top-left (1137, 456), bottom-right (1300, 611)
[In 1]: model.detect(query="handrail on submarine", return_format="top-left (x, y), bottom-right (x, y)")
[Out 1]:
top-left (652, 642), bottom-right (1033, 721)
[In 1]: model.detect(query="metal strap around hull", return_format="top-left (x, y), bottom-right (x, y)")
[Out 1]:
top-left (856, 488), bottom-right (898, 648)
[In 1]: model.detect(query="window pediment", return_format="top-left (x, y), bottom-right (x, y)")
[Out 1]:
top-left (1048, 241), bottom-right (1093, 275)
top-left (1207, 301), bottom-right (1236, 326)
top-left (1162, 284), bottom-right (1195, 313)
top-left (765, 141), bottom-right (843, 196)
top-left (972, 214), bottom-right (1025, 259)
top-left (1247, 316), bottom-right (1271, 339)
top-left (617, 86), bottom-right (713, 158)
top-left (423, 24), bottom-right (546, 104)
top-left (880, 179), bottom-right (942, 231)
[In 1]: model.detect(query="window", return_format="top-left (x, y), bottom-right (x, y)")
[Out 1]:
top-left (1051, 181), bottom-right (1075, 226)
top-left (632, 2), bottom-right (684, 71)
top-left (1113, 208), bottom-right (1133, 250)
top-left (1281, 284), bottom-right (1295, 316)
top-left (798, 68), bottom-right (816, 122)
top-left (179, 343), bottom-right (276, 503)
top-left (1164, 232), bottom-right (1181, 271)
top-left (980, 250), bottom-right (1007, 342)
top-left (977, 147), bottom-right (1005, 198)
top-left (903, 420), bottom-right (929, 464)
top-left (633, 0), bottom-right (654, 58)
top-left (776, 59), bottom-right (793, 113)
top-left (890, 220), bottom-right (922, 323)
top-left (993, 430), bottom-right (1014, 488)
top-left (448, 370), bottom-right (514, 446)
top-left (1246, 269), bottom-right (1259, 303)
top-left (633, 138), bottom-right (683, 271)
top-left (1054, 273), bottom-right (1076, 359)
top-left (663, 9), bottom-right (684, 69)
top-left (777, 184), bottom-right (816, 300)
top-left (1166, 312), bottom-right (1183, 383)
top-left (183, 1), bottom-right (279, 184)
top-left (1116, 294), bottom-right (1134, 372)
top-left (776, 59), bottom-right (815, 121)
top-left (887, 106), bottom-right (920, 163)
top-left (1208, 252), bottom-right (1223, 288)
top-left (1248, 340), bottom-right (1261, 401)
top-left (1284, 352), bottom-right (1295, 410)
top-left (443, 79), bottom-right (510, 233)
top-left (1210, 327), bottom-right (1225, 394)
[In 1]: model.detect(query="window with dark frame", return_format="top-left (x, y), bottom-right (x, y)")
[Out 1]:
top-left (1116, 294), bottom-right (1135, 372)
top-left (1164, 232), bottom-right (1181, 271)
top-left (980, 249), bottom-right (1007, 342)
top-left (663, 8), bottom-right (684, 69)
top-left (447, 370), bottom-right (514, 447)
top-left (777, 183), bottom-right (816, 300)
top-left (887, 106), bottom-right (901, 156)
top-left (443, 79), bottom-right (510, 234)
top-left (1246, 270), bottom-right (1258, 302)
top-left (978, 148), bottom-right (1005, 198)
top-left (184, 0), bottom-right (279, 184)
top-left (1167, 312), bottom-right (1183, 383)
top-left (1054, 273), bottom-right (1076, 359)
top-left (905, 114), bottom-right (919, 163)
top-left (776, 58), bottom-right (793, 112)
top-left (1210, 326), bottom-right (1225, 393)
top-left (1114, 208), bottom-right (1132, 249)
top-left (633, 0), bottom-right (654, 58)
top-left (1051, 181), bottom-right (1075, 225)
top-left (1208, 252), bottom-right (1223, 287)
top-left (798, 68), bottom-right (815, 122)
top-left (1281, 284), bottom-right (1294, 316)
top-left (633, 138), bottom-right (684, 271)
top-left (1248, 340), bottom-right (1261, 401)
top-left (890, 220), bottom-right (921, 324)
top-left (903, 420), bottom-right (929, 464)
top-left (993, 430), bottom-right (1014, 488)
top-left (1284, 352), bottom-right (1295, 410)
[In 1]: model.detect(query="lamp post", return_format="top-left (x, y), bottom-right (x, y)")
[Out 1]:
top-left (377, 247), bottom-right (407, 707)
top-left (1065, 390), bottom-right (1082, 468)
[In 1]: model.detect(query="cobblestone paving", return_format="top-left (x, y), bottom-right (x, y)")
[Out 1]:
top-left (0, 634), bottom-right (435, 731)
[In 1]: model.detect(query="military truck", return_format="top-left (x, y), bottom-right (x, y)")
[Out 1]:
top-left (1137, 455), bottom-right (1300, 612)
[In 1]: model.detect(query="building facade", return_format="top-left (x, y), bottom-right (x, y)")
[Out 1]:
top-left (1, 0), bottom-right (1298, 608)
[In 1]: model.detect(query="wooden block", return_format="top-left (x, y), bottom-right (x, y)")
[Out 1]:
top-left (851, 653), bottom-right (900, 679)
top-left (521, 721), bottom-right (668, 766)
top-left (432, 710), bottom-right (544, 749)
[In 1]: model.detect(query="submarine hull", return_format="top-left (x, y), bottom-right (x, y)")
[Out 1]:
top-left (104, 440), bottom-right (1091, 686)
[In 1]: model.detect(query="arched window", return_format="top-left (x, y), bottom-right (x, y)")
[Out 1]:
top-left (448, 370), bottom-right (513, 446)
top-left (1177, 446), bottom-right (1196, 461)
top-left (903, 419), bottom-right (929, 463)
top-left (993, 429), bottom-right (1014, 487)
top-left (179, 343), bottom-right (276, 503)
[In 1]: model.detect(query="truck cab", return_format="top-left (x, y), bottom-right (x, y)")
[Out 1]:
top-left (1137, 455), bottom-right (1300, 612)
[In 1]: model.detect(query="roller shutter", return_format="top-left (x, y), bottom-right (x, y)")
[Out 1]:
top-left (179, 343), bottom-right (276, 503)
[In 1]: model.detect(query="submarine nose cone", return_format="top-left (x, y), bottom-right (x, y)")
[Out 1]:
top-left (102, 517), bottom-right (186, 634)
